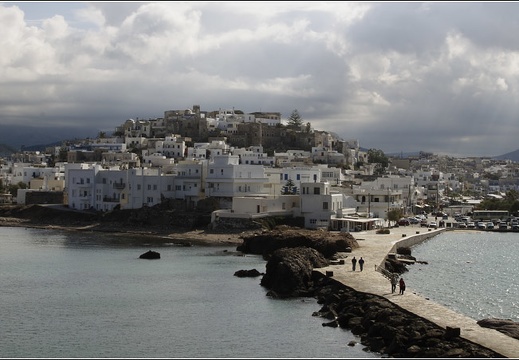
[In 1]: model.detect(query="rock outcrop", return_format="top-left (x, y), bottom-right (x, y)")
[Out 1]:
top-left (260, 246), bottom-right (329, 298)
top-left (139, 250), bottom-right (160, 259)
top-left (477, 318), bottom-right (519, 340)
top-left (233, 269), bottom-right (263, 278)
top-left (237, 225), bottom-right (358, 259)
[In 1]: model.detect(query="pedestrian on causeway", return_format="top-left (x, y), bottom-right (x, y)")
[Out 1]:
top-left (399, 277), bottom-right (406, 295)
top-left (358, 257), bottom-right (365, 271)
top-left (351, 256), bottom-right (357, 271)
top-left (391, 275), bottom-right (398, 293)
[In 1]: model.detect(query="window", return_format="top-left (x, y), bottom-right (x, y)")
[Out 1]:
top-left (137, 184), bottom-right (141, 190)
top-left (323, 202), bottom-right (328, 210)
top-left (153, 185), bottom-right (157, 190)
top-left (313, 187), bottom-right (320, 195)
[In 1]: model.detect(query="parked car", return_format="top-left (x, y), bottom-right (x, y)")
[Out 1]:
top-left (486, 222), bottom-right (495, 229)
top-left (428, 221), bottom-right (438, 229)
top-left (476, 221), bottom-right (486, 229)
top-left (398, 218), bottom-right (410, 226)
top-left (408, 217), bottom-right (420, 224)
top-left (499, 222), bottom-right (508, 229)
top-left (420, 220), bottom-right (428, 227)
top-left (457, 222), bottom-right (467, 228)
top-left (467, 222), bottom-right (476, 228)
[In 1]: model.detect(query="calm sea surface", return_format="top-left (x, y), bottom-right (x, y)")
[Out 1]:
top-left (0, 227), bottom-right (380, 359)
top-left (404, 231), bottom-right (519, 322)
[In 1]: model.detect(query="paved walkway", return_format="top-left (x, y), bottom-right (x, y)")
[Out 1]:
top-left (317, 225), bottom-right (519, 358)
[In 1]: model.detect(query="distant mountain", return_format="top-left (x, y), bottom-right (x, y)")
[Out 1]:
top-left (386, 151), bottom-right (422, 158)
top-left (0, 143), bottom-right (17, 157)
top-left (0, 124), bottom-right (101, 151)
top-left (494, 149), bottom-right (519, 162)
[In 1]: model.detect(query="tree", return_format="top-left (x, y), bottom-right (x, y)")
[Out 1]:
top-left (8, 181), bottom-right (27, 198)
top-left (367, 148), bottom-right (389, 176)
top-left (58, 146), bottom-right (68, 162)
top-left (287, 109), bottom-right (303, 128)
top-left (387, 208), bottom-right (403, 226)
top-left (281, 179), bottom-right (297, 195)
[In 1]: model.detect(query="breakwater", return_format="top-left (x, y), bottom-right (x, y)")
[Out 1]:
top-left (316, 227), bottom-right (519, 358)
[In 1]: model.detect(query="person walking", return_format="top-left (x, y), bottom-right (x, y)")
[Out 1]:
top-left (399, 277), bottom-right (406, 295)
top-left (351, 256), bottom-right (357, 271)
top-left (358, 257), bottom-right (365, 271)
top-left (391, 275), bottom-right (398, 293)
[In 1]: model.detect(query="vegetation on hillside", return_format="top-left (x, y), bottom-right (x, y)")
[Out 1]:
top-left (475, 190), bottom-right (519, 215)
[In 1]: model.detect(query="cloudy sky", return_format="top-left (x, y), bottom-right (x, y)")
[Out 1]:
top-left (1, 1), bottom-right (519, 157)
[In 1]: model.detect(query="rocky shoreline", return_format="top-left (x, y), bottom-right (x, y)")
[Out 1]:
top-left (238, 229), bottom-right (517, 358)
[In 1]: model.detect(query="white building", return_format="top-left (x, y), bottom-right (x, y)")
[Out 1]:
top-left (205, 154), bottom-right (270, 209)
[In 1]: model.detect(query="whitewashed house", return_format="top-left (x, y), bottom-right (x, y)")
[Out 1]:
top-left (232, 146), bottom-right (275, 166)
top-left (299, 181), bottom-right (344, 229)
top-left (205, 154), bottom-right (270, 209)
top-left (65, 163), bottom-right (100, 210)
top-left (172, 160), bottom-right (204, 209)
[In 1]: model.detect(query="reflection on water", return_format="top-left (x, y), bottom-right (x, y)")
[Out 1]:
top-left (0, 226), bottom-right (380, 358)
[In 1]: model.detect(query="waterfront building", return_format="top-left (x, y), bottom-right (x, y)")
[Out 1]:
top-left (205, 154), bottom-right (270, 209)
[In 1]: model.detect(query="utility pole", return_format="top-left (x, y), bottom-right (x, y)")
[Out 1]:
top-left (368, 193), bottom-right (371, 218)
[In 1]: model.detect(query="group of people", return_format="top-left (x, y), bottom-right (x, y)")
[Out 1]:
top-left (351, 256), bottom-right (365, 271)
top-left (391, 275), bottom-right (406, 295)
top-left (350, 256), bottom-right (407, 295)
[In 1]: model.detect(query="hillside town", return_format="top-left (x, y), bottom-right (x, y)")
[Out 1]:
top-left (1, 104), bottom-right (518, 231)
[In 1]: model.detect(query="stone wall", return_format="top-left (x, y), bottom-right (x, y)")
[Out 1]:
top-left (380, 228), bottom-right (447, 268)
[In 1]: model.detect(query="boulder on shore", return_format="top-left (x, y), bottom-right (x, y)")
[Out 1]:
top-left (260, 246), bottom-right (329, 298)
top-left (477, 318), bottom-right (519, 340)
top-left (234, 269), bottom-right (263, 278)
top-left (139, 250), bottom-right (160, 259)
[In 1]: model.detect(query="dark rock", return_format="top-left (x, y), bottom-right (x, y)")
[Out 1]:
top-left (260, 246), bottom-right (329, 297)
top-left (234, 269), bottom-right (263, 278)
top-left (477, 318), bottom-right (519, 340)
top-left (139, 250), bottom-right (160, 259)
top-left (322, 320), bottom-right (338, 328)
top-left (264, 247), bottom-right (327, 294)
top-left (237, 225), bottom-right (359, 258)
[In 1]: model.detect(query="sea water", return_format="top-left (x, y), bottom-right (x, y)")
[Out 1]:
top-left (0, 227), bottom-right (380, 358)
top-left (404, 231), bottom-right (519, 322)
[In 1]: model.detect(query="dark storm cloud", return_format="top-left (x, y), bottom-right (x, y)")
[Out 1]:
top-left (1, 1), bottom-right (519, 157)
